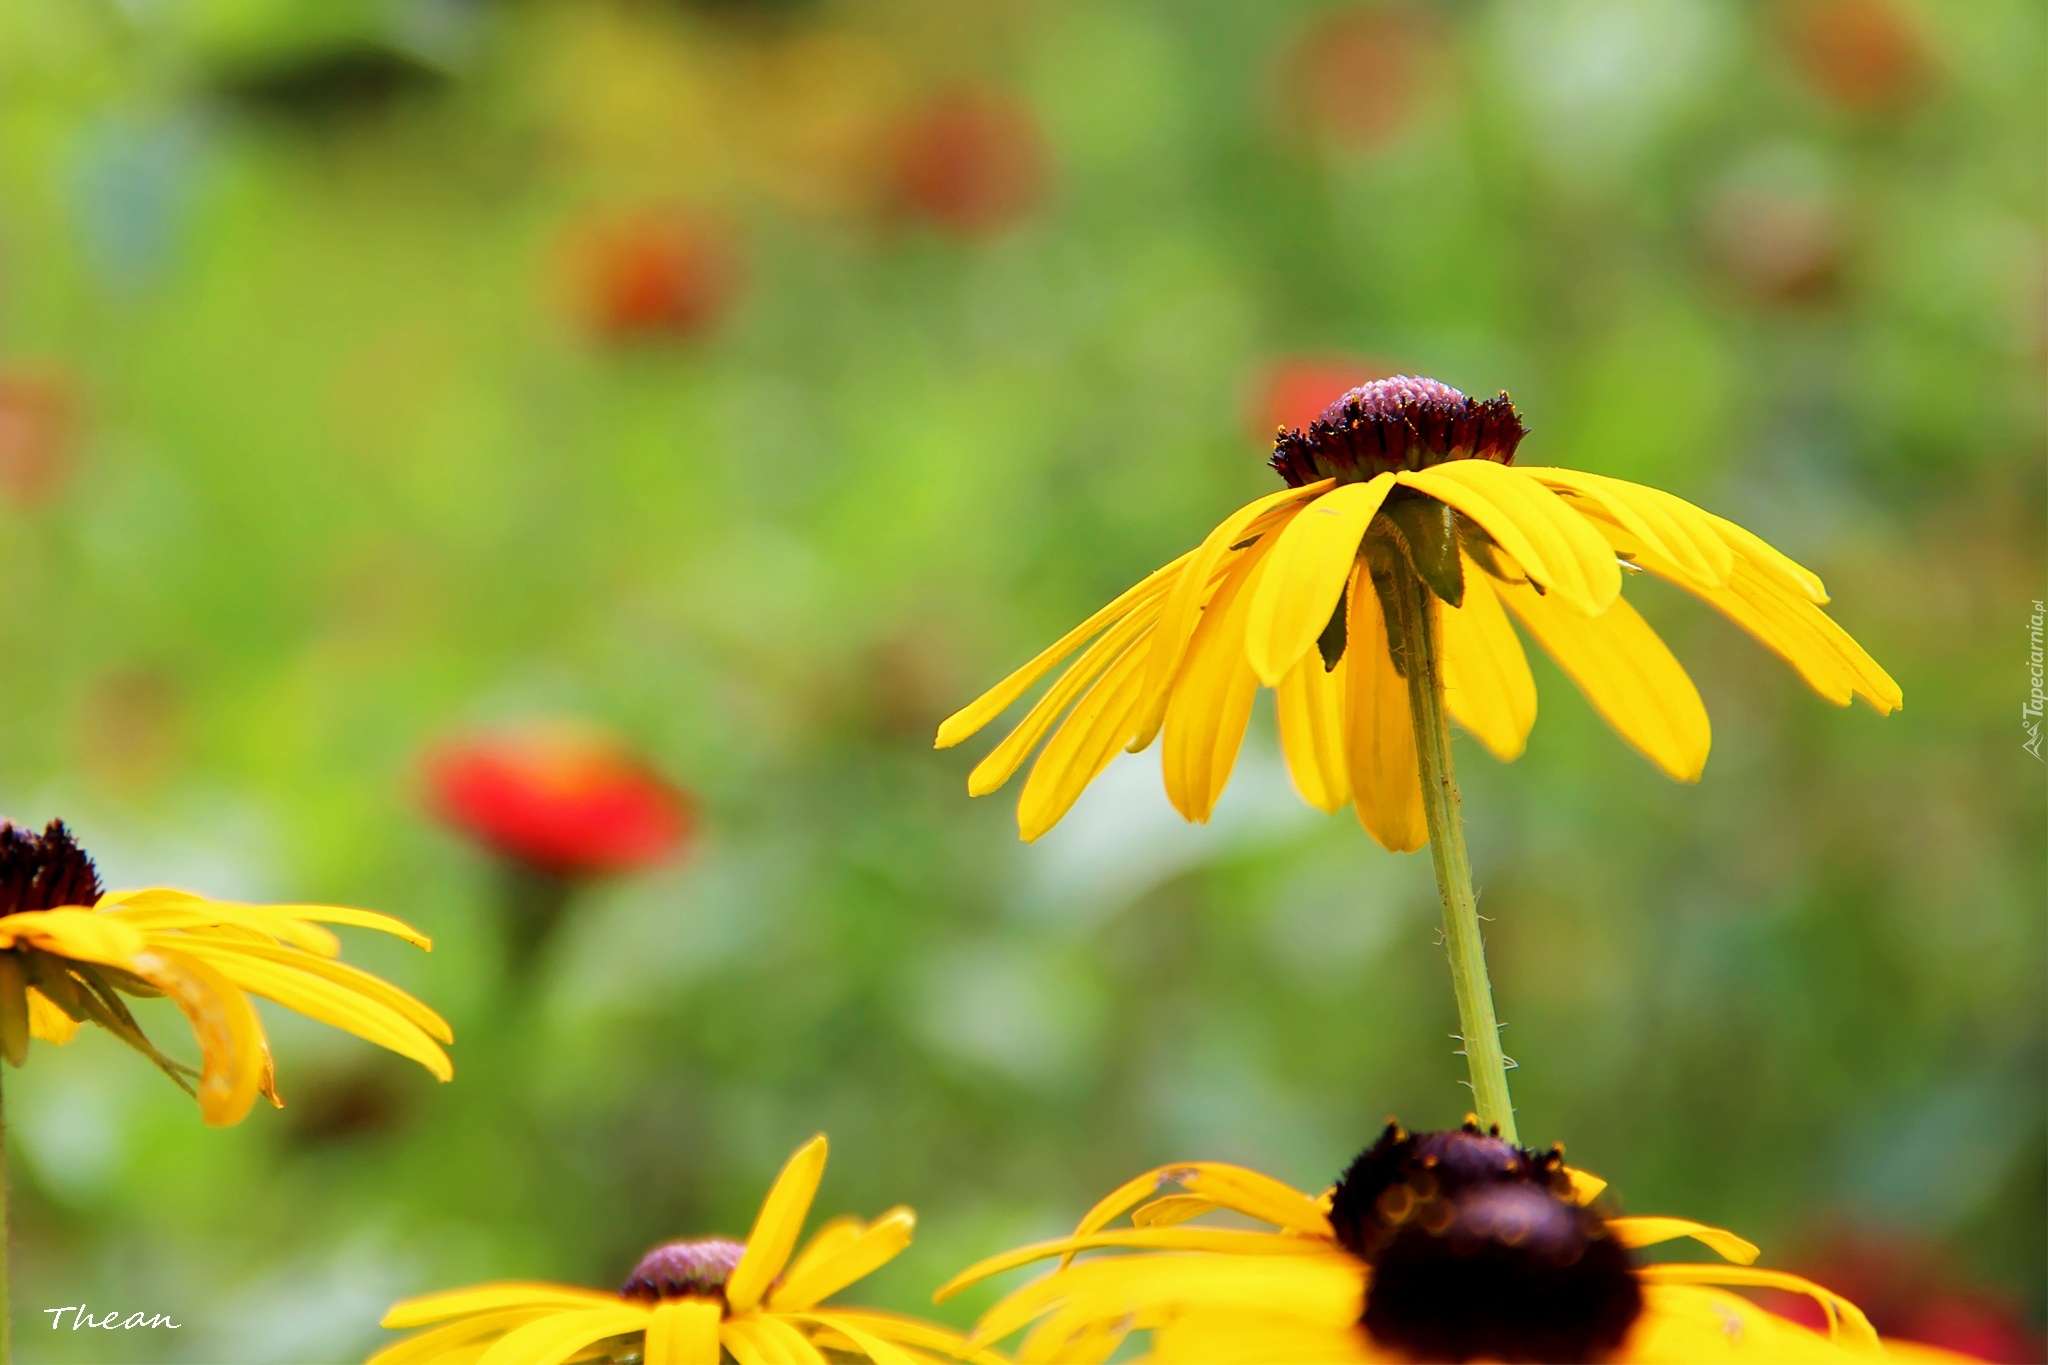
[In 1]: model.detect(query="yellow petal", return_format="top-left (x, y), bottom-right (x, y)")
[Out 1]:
top-left (167, 936), bottom-right (450, 1042)
top-left (367, 1308), bottom-right (564, 1365)
top-left (475, 1305), bottom-right (651, 1365)
top-left (1130, 1194), bottom-right (1217, 1228)
top-left (1610, 1216), bottom-right (1760, 1264)
top-left (1708, 511), bottom-right (1827, 603)
top-left (1016, 624), bottom-right (1156, 842)
top-left (1624, 1283), bottom-right (1861, 1363)
top-left (1637, 1265), bottom-right (1881, 1355)
top-left (1343, 564), bottom-right (1426, 852)
top-left (783, 1313), bottom-right (921, 1365)
top-left (1131, 483), bottom-right (1333, 749)
top-left (1495, 578), bottom-right (1711, 781)
top-left (1519, 467), bottom-right (1733, 588)
top-left (723, 1315), bottom-right (829, 1365)
top-left (937, 1228), bottom-right (1328, 1306)
top-left (383, 1284), bottom-right (626, 1331)
top-left (645, 1299), bottom-right (723, 1365)
top-left (171, 940), bottom-right (454, 1081)
top-left (1161, 533), bottom-right (1274, 823)
top-left (802, 1310), bottom-right (1006, 1365)
top-left (26, 987), bottom-right (77, 1045)
top-left (1275, 650), bottom-right (1352, 813)
top-left (968, 599), bottom-right (1161, 798)
top-left (1167, 1164), bottom-right (1331, 1237)
top-left (1562, 1166), bottom-right (1607, 1205)
top-left (129, 948), bottom-right (267, 1126)
top-left (936, 551), bottom-right (1193, 750)
top-left (1244, 475), bottom-right (1396, 686)
top-left (770, 1207), bottom-right (915, 1311)
top-left (727, 1135), bottom-right (830, 1313)
top-left (0, 910), bottom-right (147, 966)
top-left (1395, 462), bottom-right (1621, 615)
top-left (1439, 562), bottom-right (1536, 762)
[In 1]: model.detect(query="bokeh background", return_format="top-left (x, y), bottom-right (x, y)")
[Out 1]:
top-left (0, 0), bottom-right (2042, 1360)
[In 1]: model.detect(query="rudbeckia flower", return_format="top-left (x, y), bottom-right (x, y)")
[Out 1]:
top-left (936, 1121), bottom-right (1975, 1364)
top-left (938, 375), bottom-right (1899, 850)
top-left (374, 1135), bottom-right (1007, 1365)
top-left (0, 819), bottom-right (451, 1126)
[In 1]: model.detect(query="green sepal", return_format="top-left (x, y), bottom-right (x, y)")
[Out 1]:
top-left (1382, 494), bottom-right (1465, 609)
top-left (1316, 580), bottom-right (1349, 671)
top-left (66, 963), bottom-right (200, 1095)
top-left (0, 952), bottom-right (30, 1067)
top-left (1362, 532), bottom-right (1410, 678)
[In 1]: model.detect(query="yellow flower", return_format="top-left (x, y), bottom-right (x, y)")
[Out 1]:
top-left (0, 819), bottom-right (451, 1126)
top-left (937, 377), bottom-right (1899, 848)
top-left (936, 1121), bottom-right (1975, 1364)
top-left (374, 1135), bottom-right (1008, 1365)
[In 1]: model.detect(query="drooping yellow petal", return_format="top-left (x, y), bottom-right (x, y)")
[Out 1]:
top-left (170, 940), bottom-right (453, 1081)
top-left (1394, 461), bottom-right (1621, 616)
top-left (1343, 564), bottom-right (1426, 852)
top-left (1016, 625), bottom-right (1156, 841)
top-left (383, 1284), bottom-right (628, 1330)
top-left (97, 890), bottom-right (348, 955)
top-left (936, 551), bottom-right (1193, 751)
top-left (0, 910), bottom-right (147, 966)
top-left (724, 1314), bottom-right (831, 1365)
top-left (1609, 1217), bottom-right (1759, 1264)
top-left (475, 1305), bottom-right (651, 1365)
top-left (26, 987), bottom-right (77, 1044)
top-left (966, 598), bottom-right (1166, 798)
top-left (727, 1135), bottom-right (831, 1314)
top-left (1131, 483), bottom-right (1332, 749)
top-left (1495, 578), bottom-right (1711, 781)
top-left (1438, 563), bottom-right (1536, 762)
top-left (129, 948), bottom-right (267, 1126)
top-left (1243, 475), bottom-right (1396, 686)
top-left (645, 1299), bottom-right (723, 1365)
top-left (163, 936), bottom-right (452, 1042)
top-left (1161, 532), bottom-right (1275, 823)
top-left (1637, 1264), bottom-right (1881, 1354)
top-left (770, 1207), bottom-right (915, 1311)
top-left (1624, 1283), bottom-right (1865, 1363)
top-left (1275, 651), bottom-right (1352, 812)
top-left (1519, 468), bottom-right (1733, 589)
top-left (1151, 1308), bottom-right (1373, 1364)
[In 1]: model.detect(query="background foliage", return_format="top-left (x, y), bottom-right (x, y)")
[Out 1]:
top-left (0, 0), bottom-right (2041, 1359)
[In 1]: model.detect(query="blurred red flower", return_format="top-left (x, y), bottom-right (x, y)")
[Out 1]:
top-left (1759, 1232), bottom-right (2043, 1363)
top-left (563, 208), bottom-right (742, 343)
top-left (1251, 356), bottom-right (1392, 439)
top-left (1777, 0), bottom-right (1933, 114)
top-left (1275, 6), bottom-right (1438, 149)
top-left (889, 87), bottom-right (1047, 237)
top-left (0, 370), bottom-right (76, 503)
top-left (425, 725), bottom-right (695, 879)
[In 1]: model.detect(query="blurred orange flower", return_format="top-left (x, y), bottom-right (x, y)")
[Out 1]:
top-left (1777, 0), bottom-right (1933, 114)
top-left (424, 724), bottom-right (694, 880)
top-left (0, 370), bottom-right (76, 503)
top-left (889, 87), bottom-right (1048, 237)
top-left (1275, 6), bottom-right (1440, 149)
top-left (562, 207), bottom-right (743, 344)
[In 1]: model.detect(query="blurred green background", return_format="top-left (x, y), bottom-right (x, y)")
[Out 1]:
top-left (0, 0), bottom-right (2042, 1360)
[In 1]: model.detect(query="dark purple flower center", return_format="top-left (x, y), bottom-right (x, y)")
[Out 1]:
top-left (1329, 1120), bottom-right (1642, 1364)
top-left (0, 820), bottom-right (102, 916)
top-left (1270, 375), bottom-right (1527, 487)
top-left (619, 1237), bottom-right (746, 1303)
